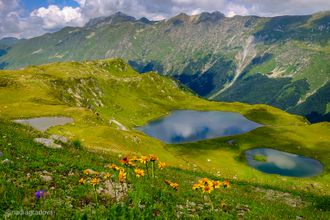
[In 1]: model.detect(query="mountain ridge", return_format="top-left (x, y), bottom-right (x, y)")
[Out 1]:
top-left (0, 11), bottom-right (329, 122)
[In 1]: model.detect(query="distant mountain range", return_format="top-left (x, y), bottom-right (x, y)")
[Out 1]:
top-left (0, 11), bottom-right (329, 122)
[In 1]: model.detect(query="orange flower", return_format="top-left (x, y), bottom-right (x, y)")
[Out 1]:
top-left (120, 156), bottom-right (135, 167)
top-left (139, 156), bottom-right (150, 164)
top-left (103, 172), bottom-right (112, 179)
top-left (119, 156), bottom-right (130, 165)
top-left (158, 162), bottom-right (166, 170)
top-left (223, 180), bottom-right (230, 188)
top-left (91, 178), bottom-right (100, 186)
top-left (119, 171), bottom-right (126, 183)
top-left (149, 155), bottom-right (158, 162)
top-left (164, 180), bottom-right (179, 191)
top-left (202, 185), bottom-right (213, 194)
top-left (212, 180), bottom-right (222, 189)
top-left (79, 178), bottom-right (85, 185)
top-left (134, 169), bottom-right (145, 178)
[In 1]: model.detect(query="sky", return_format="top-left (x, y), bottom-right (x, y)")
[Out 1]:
top-left (1, 0), bottom-right (330, 39)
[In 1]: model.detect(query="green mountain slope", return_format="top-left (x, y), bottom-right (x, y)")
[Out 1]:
top-left (1, 12), bottom-right (329, 121)
top-left (0, 59), bottom-right (329, 218)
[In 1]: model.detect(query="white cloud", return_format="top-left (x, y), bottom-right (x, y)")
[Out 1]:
top-left (30, 5), bottom-right (85, 30)
top-left (0, 0), bottom-right (330, 39)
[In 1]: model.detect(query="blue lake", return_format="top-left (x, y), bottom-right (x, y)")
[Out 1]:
top-left (245, 148), bottom-right (323, 177)
top-left (137, 110), bottom-right (262, 144)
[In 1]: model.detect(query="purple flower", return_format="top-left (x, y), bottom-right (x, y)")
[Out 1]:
top-left (35, 190), bottom-right (45, 199)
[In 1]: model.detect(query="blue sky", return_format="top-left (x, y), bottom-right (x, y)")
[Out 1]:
top-left (21, 0), bottom-right (79, 12)
top-left (1, 0), bottom-right (330, 39)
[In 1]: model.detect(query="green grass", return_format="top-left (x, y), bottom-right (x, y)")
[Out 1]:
top-left (0, 59), bottom-right (329, 218)
top-left (1, 120), bottom-right (329, 219)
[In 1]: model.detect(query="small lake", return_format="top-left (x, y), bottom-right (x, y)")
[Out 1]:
top-left (245, 148), bottom-right (323, 177)
top-left (137, 110), bottom-right (262, 144)
top-left (14, 117), bottom-right (73, 132)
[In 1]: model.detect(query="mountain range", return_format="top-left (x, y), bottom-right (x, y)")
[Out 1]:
top-left (0, 11), bottom-right (329, 122)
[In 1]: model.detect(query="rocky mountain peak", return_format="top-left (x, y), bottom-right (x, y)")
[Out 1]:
top-left (85, 11), bottom-right (136, 27)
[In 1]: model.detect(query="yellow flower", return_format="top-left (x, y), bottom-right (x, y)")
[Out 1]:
top-left (91, 178), bottom-right (100, 186)
top-left (134, 169), bottom-right (145, 178)
top-left (103, 172), bottom-right (112, 179)
top-left (223, 180), bottom-right (230, 188)
top-left (93, 171), bottom-right (100, 176)
top-left (139, 156), bottom-right (150, 164)
top-left (158, 162), bottom-right (166, 170)
top-left (212, 180), bottom-right (221, 189)
top-left (164, 180), bottom-right (179, 191)
top-left (119, 171), bottom-right (126, 183)
top-left (149, 154), bottom-right (158, 162)
top-left (109, 164), bottom-right (120, 171)
top-left (83, 169), bottom-right (91, 175)
top-left (131, 156), bottom-right (139, 161)
top-left (202, 185), bottom-right (213, 194)
top-left (199, 178), bottom-right (213, 187)
top-left (192, 183), bottom-right (201, 190)
top-left (79, 178), bottom-right (85, 185)
top-left (170, 182), bottom-right (179, 191)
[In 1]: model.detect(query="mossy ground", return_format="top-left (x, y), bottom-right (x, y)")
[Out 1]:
top-left (0, 59), bottom-right (329, 219)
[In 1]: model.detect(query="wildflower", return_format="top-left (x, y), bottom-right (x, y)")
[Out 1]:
top-left (223, 180), bottom-right (230, 188)
top-left (134, 169), bottom-right (145, 178)
top-left (131, 156), bottom-right (139, 161)
top-left (108, 164), bottom-right (120, 171)
top-left (120, 156), bottom-right (130, 165)
top-left (149, 155), bottom-right (158, 162)
top-left (91, 178), bottom-right (100, 186)
top-left (119, 171), bottom-right (126, 183)
top-left (199, 178), bottom-right (213, 187)
top-left (139, 156), bottom-right (150, 164)
top-left (192, 183), bottom-right (201, 190)
top-left (79, 178), bottom-right (86, 185)
top-left (120, 156), bottom-right (136, 167)
top-left (83, 169), bottom-right (91, 175)
top-left (165, 180), bottom-right (179, 191)
top-left (35, 190), bottom-right (45, 199)
top-left (93, 171), bottom-right (100, 176)
top-left (212, 180), bottom-right (221, 189)
top-left (202, 185), bottom-right (213, 194)
top-left (103, 172), bottom-right (111, 179)
top-left (158, 162), bottom-right (166, 170)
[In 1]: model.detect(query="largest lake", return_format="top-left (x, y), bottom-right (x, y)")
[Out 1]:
top-left (137, 110), bottom-right (262, 144)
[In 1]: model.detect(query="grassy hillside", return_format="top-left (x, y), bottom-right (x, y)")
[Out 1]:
top-left (0, 59), bottom-right (329, 218)
top-left (1, 120), bottom-right (329, 219)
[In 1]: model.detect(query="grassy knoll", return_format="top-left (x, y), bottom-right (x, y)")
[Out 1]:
top-left (0, 59), bottom-right (329, 218)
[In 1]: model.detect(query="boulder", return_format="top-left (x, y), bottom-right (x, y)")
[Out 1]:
top-left (34, 138), bottom-right (62, 149)
top-left (50, 134), bottom-right (68, 143)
